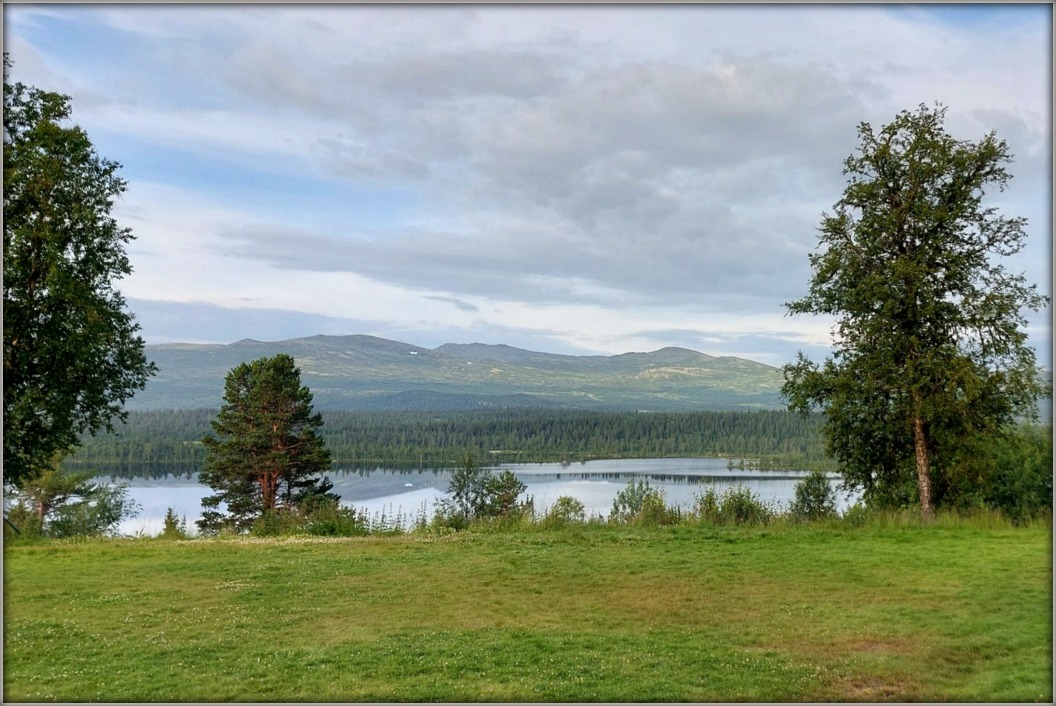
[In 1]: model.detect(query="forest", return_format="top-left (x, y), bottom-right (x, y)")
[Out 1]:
top-left (63, 408), bottom-right (835, 478)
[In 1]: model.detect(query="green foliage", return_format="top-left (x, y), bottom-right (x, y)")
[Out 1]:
top-left (484, 470), bottom-right (528, 518)
top-left (438, 451), bottom-right (491, 522)
top-left (545, 496), bottom-right (586, 526)
top-left (160, 507), bottom-right (188, 540)
top-left (4, 502), bottom-right (41, 538)
top-left (249, 499), bottom-right (370, 538)
top-left (304, 503), bottom-right (369, 537)
top-left (693, 487), bottom-right (722, 524)
top-left (435, 452), bottom-right (530, 528)
top-left (936, 424), bottom-right (1053, 522)
top-left (983, 425), bottom-right (1052, 522)
top-left (716, 486), bottom-right (773, 525)
top-left (608, 479), bottom-right (674, 525)
top-left (47, 483), bottom-right (138, 538)
top-left (692, 485), bottom-right (774, 526)
top-left (5, 463), bottom-right (138, 538)
top-left (250, 509), bottom-right (307, 537)
top-left (2, 60), bottom-right (156, 488)
top-left (6, 463), bottom-right (94, 534)
top-left (789, 471), bottom-right (838, 521)
top-left (198, 354), bottom-right (334, 535)
top-left (840, 502), bottom-right (869, 527)
top-left (783, 104), bottom-right (1048, 516)
top-left (63, 407), bottom-right (835, 479)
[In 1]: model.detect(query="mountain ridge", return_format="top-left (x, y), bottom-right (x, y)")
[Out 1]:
top-left (135, 334), bottom-right (786, 412)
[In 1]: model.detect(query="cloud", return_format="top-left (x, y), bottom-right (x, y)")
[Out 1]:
top-left (5, 4), bottom-right (1049, 361)
top-left (423, 296), bottom-right (480, 313)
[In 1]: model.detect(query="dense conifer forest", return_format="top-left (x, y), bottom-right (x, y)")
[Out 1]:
top-left (64, 408), bottom-right (835, 478)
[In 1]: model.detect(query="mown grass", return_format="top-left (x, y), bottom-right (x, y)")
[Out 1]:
top-left (3, 520), bottom-right (1051, 702)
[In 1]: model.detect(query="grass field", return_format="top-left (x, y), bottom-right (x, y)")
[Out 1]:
top-left (3, 521), bottom-right (1052, 702)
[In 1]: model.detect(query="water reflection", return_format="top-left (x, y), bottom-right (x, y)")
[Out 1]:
top-left (105, 458), bottom-right (858, 536)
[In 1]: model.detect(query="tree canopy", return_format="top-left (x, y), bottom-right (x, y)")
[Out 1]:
top-left (5, 455), bottom-right (139, 538)
top-left (198, 354), bottom-right (334, 534)
top-left (3, 59), bottom-right (156, 488)
top-left (782, 104), bottom-right (1048, 518)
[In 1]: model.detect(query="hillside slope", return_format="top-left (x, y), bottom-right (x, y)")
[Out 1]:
top-left (134, 335), bottom-right (786, 411)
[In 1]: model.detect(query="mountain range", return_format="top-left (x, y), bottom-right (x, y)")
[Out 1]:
top-left (133, 334), bottom-right (787, 412)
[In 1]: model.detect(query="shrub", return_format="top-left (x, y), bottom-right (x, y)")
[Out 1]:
top-left (841, 502), bottom-right (869, 527)
top-left (637, 490), bottom-right (675, 526)
top-left (444, 451), bottom-right (492, 521)
top-left (790, 471), bottom-right (838, 521)
top-left (982, 425), bottom-right (1052, 523)
top-left (693, 486), bottom-right (722, 525)
top-left (431, 503), bottom-right (471, 531)
top-left (47, 483), bottom-right (140, 538)
top-left (306, 503), bottom-right (368, 537)
top-left (160, 507), bottom-right (188, 539)
top-left (609, 480), bottom-right (672, 525)
top-left (250, 509), bottom-right (304, 537)
top-left (718, 486), bottom-right (772, 525)
top-left (436, 452), bottom-right (531, 529)
top-left (485, 470), bottom-right (528, 518)
top-left (691, 485), bottom-right (774, 526)
top-left (4, 503), bottom-right (41, 539)
top-left (546, 496), bottom-right (586, 525)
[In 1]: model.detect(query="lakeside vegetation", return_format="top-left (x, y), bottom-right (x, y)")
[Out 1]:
top-left (4, 518), bottom-right (1051, 702)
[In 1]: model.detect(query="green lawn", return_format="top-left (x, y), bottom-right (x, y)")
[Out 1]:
top-left (3, 523), bottom-right (1052, 702)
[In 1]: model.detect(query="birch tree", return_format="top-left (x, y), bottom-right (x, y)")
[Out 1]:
top-left (783, 104), bottom-right (1048, 519)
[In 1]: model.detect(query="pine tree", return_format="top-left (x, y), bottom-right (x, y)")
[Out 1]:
top-left (197, 354), bottom-right (334, 534)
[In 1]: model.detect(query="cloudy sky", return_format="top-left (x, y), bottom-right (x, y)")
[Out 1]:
top-left (4, 4), bottom-right (1051, 366)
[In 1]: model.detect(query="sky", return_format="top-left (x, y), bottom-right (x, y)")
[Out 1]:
top-left (3, 4), bottom-right (1052, 367)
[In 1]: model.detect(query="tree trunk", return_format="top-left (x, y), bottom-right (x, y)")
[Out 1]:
top-left (260, 473), bottom-right (274, 511)
top-left (911, 393), bottom-right (933, 521)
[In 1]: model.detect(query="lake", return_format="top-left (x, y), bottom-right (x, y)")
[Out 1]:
top-left (103, 458), bottom-right (861, 536)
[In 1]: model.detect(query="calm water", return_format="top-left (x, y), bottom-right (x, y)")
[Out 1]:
top-left (103, 458), bottom-right (860, 536)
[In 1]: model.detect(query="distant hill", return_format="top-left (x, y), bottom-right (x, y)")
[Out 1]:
top-left (133, 334), bottom-right (786, 412)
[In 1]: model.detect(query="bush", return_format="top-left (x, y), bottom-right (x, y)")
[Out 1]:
top-left (485, 470), bottom-right (529, 518)
top-left (638, 490), bottom-right (676, 526)
top-left (609, 480), bottom-right (673, 525)
top-left (250, 508), bottom-right (304, 537)
top-left (790, 471), bottom-right (838, 521)
top-left (46, 483), bottom-right (139, 538)
top-left (693, 486), bottom-right (722, 524)
top-left (443, 451), bottom-right (492, 521)
top-left (546, 496), bottom-right (586, 526)
top-left (982, 425), bottom-right (1052, 523)
top-left (4, 503), bottom-right (42, 539)
top-left (249, 499), bottom-right (371, 538)
top-left (692, 485), bottom-right (774, 526)
top-left (306, 503), bottom-right (369, 537)
top-left (718, 486), bottom-right (773, 525)
top-left (6, 464), bottom-right (139, 538)
top-left (160, 507), bottom-right (188, 539)
top-left (841, 502), bottom-right (869, 527)
top-left (436, 452), bottom-right (531, 529)
top-left (431, 499), bottom-right (472, 531)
